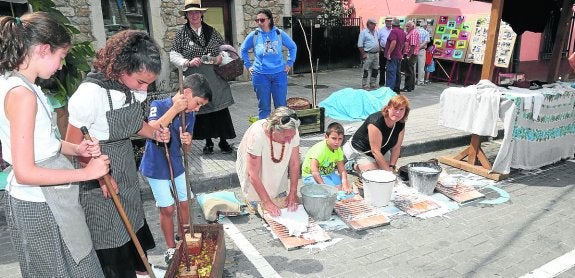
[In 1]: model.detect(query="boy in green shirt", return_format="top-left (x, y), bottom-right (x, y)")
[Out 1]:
top-left (301, 122), bottom-right (351, 193)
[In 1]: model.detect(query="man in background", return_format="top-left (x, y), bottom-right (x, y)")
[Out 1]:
top-left (416, 20), bottom-right (431, 86)
top-left (378, 17), bottom-right (394, 87)
top-left (385, 19), bottom-right (406, 93)
top-left (358, 18), bottom-right (380, 90)
top-left (402, 21), bottom-right (420, 92)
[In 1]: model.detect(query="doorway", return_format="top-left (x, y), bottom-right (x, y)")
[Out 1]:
top-left (203, 0), bottom-right (232, 44)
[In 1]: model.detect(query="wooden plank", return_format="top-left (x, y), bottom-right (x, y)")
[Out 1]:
top-left (262, 212), bottom-right (330, 251)
top-left (439, 155), bottom-right (507, 181)
top-left (334, 195), bottom-right (390, 231)
top-left (436, 183), bottom-right (485, 204)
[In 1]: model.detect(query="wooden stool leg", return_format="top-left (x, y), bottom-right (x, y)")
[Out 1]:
top-left (439, 134), bottom-right (507, 181)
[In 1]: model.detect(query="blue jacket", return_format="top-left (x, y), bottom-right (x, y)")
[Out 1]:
top-left (240, 26), bottom-right (297, 74)
top-left (139, 98), bottom-right (195, 180)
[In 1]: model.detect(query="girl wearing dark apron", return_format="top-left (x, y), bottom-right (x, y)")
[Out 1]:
top-left (66, 30), bottom-right (169, 277)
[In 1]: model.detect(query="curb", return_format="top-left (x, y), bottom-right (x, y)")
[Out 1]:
top-left (401, 129), bottom-right (504, 157)
top-left (139, 129), bottom-right (505, 201)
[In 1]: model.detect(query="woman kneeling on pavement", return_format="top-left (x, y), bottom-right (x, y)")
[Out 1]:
top-left (343, 95), bottom-right (410, 173)
top-left (235, 107), bottom-right (301, 217)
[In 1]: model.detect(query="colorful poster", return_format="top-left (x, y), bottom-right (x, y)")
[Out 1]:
top-left (466, 15), bottom-right (517, 68)
top-left (405, 15), bottom-right (439, 38)
top-left (431, 15), bottom-right (473, 62)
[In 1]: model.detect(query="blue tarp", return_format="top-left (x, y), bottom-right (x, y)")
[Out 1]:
top-left (319, 87), bottom-right (397, 121)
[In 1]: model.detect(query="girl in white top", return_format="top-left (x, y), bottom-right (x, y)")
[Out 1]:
top-left (0, 12), bottom-right (110, 277)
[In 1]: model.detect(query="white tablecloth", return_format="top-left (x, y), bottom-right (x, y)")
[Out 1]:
top-left (439, 80), bottom-right (575, 174)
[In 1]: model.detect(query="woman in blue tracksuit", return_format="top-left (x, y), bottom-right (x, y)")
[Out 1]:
top-left (240, 8), bottom-right (297, 120)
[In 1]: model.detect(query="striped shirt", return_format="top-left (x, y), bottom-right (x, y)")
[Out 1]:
top-left (404, 28), bottom-right (420, 55)
top-left (417, 26), bottom-right (430, 47)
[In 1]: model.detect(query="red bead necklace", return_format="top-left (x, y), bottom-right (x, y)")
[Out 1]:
top-left (270, 137), bottom-right (285, 163)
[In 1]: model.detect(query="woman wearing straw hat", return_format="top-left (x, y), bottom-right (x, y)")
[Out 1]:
top-left (169, 0), bottom-right (236, 155)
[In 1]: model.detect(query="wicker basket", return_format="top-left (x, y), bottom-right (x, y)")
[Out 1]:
top-left (287, 97), bottom-right (311, 110)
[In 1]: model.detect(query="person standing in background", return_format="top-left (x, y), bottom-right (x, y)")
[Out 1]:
top-left (378, 17), bottom-right (393, 87)
top-left (240, 9), bottom-right (297, 120)
top-left (170, 0), bottom-right (236, 155)
top-left (416, 20), bottom-right (431, 86)
top-left (385, 19), bottom-right (406, 93)
top-left (424, 41), bottom-right (436, 84)
top-left (401, 21), bottom-right (419, 93)
top-left (357, 18), bottom-right (379, 90)
top-left (0, 12), bottom-right (109, 277)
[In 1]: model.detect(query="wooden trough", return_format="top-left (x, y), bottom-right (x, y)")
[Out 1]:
top-left (165, 224), bottom-right (225, 278)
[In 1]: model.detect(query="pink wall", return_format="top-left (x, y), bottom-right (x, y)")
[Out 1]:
top-left (519, 32), bottom-right (542, 61)
top-left (351, 0), bottom-right (544, 62)
top-left (352, 0), bottom-right (491, 28)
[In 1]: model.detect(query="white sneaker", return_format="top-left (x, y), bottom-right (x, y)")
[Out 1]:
top-left (164, 248), bottom-right (176, 264)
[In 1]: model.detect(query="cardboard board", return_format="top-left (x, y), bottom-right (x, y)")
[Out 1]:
top-left (466, 14), bottom-right (517, 68)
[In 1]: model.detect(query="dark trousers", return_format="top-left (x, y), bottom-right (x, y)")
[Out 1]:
top-left (379, 51), bottom-right (388, 86)
top-left (385, 58), bottom-right (401, 93)
top-left (404, 55), bottom-right (418, 91)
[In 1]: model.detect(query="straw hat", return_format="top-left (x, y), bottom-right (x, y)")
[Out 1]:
top-left (180, 0), bottom-right (207, 15)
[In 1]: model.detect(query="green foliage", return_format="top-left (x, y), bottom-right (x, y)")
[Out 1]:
top-left (29, 0), bottom-right (95, 102)
top-left (319, 0), bottom-right (354, 19)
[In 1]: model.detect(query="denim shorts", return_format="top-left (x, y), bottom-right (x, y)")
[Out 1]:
top-left (147, 173), bottom-right (191, 208)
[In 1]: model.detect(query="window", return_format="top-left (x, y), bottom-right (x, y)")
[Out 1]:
top-left (0, 1), bottom-right (29, 17)
top-left (101, 0), bottom-right (149, 37)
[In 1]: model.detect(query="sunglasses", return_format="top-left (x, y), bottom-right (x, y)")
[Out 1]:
top-left (255, 18), bottom-right (268, 23)
top-left (280, 113), bottom-right (299, 125)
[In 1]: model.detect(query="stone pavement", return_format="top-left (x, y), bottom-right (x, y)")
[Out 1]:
top-left (1, 68), bottom-right (574, 277)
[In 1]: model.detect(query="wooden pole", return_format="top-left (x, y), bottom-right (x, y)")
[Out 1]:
top-left (298, 19), bottom-right (317, 107)
top-left (80, 127), bottom-right (155, 278)
top-left (178, 67), bottom-right (195, 237)
top-left (546, 0), bottom-right (575, 83)
top-left (160, 124), bottom-right (191, 271)
top-left (481, 0), bottom-right (504, 80)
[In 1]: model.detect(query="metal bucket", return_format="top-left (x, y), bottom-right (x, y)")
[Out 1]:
top-left (361, 170), bottom-right (396, 207)
top-left (407, 162), bottom-right (442, 195)
top-left (300, 184), bottom-right (338, 221)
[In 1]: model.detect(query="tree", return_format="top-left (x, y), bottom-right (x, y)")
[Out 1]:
top-left (29, 0), bottom-right (95, 105)
top-left (29, 0), bottom-right (95, 137)
top-left (318, 0), bottom-right (354, 25)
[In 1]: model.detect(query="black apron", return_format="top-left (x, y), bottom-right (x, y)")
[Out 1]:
top-left (79, 89), bottom-right (147, 250)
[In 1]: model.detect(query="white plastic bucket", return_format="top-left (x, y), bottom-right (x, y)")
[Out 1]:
top-left (361, 170), bottom-right (396, 207)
